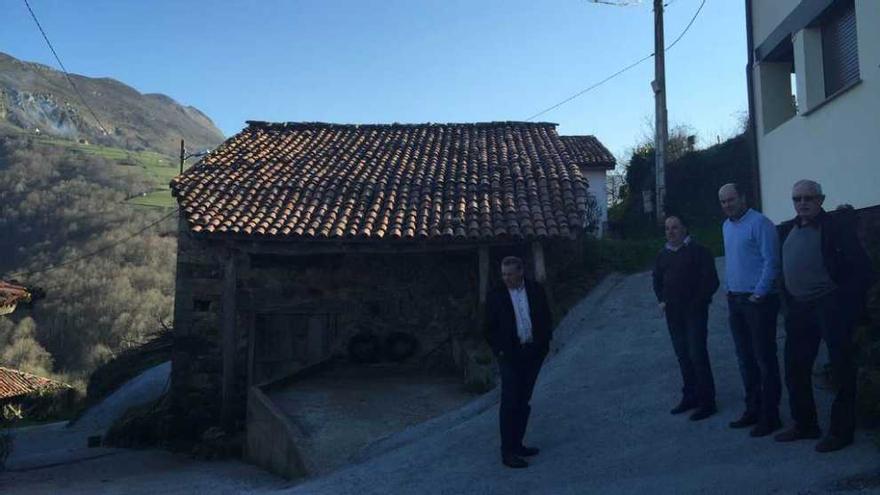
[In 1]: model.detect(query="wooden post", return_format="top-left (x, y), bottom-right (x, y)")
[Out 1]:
top-left (477, 245), bottom-right (490, 339)
top-left (221, 250), bottom-right (238, 430)
top-left (532, 241), bottom-right (547, 283)
top-left (179, 139), bottom-right (185, 174)
top-left (532, 241), bottom-right (558, 332)
top-left (478, 245), bottom-right (490, 305)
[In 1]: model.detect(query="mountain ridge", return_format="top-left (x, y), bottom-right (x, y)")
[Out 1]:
top-left (0, 51), bottom-right (224, 157)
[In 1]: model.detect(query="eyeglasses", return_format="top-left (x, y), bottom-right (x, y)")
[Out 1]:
top-left (792, 195), bottom-right (821, 203)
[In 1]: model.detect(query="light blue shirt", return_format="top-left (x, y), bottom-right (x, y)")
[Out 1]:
top-left (722, 208), bottom-right (780, 296)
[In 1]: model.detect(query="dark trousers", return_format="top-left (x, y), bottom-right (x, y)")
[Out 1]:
top-left (498, 344), bottom-right (546, 454)
top-left (728, 293), bottom-right (782, 422)
top-left (665, 302), bottom-right (715, 407)
top-left (784, 291), bottom-right (857, 439)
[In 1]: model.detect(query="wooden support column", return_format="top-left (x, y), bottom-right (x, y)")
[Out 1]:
top-left (221, 249), bottom-right (238, 431)
top-left (532, 241), bottom-right (547, 283)
top-left (477, 245), bottom-right (490, 336)
top-left (531, 241), bottom-right (559, 331)
top-left (478, 245), bottom-right (490, 305)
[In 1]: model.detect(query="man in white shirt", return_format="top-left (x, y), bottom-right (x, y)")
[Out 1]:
top-left (485, 256), bottom-right (553, 469)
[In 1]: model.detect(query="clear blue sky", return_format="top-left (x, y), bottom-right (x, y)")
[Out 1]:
top-left (2, 0), bottom-right (747, 160)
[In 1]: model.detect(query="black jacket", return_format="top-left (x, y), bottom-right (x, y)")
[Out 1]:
top-left (484, 280), bottom-right (553, 356)
top-left (777, 209), bottom-right (876, 315)
top-left (652, 240), bottom-right (719, 307)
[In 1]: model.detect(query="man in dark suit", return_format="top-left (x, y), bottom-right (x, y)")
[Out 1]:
top-left (485, 255), bottom-right (553, 469)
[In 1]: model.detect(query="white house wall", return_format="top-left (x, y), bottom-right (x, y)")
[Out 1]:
top-left (583, 169), bottom-right (608, 236)
top-left (752, 0), bottom-right (880, 223)
top-left (751, 0), bottom-right (803, 45)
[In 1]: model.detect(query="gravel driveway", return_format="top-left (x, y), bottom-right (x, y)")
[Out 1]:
top-left (268, 261), bottom-right (879, 495)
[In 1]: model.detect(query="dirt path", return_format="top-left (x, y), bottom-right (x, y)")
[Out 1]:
top-left (269, 262), bottom-right (879, 495)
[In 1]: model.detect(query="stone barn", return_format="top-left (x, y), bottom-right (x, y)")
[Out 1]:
top-left (168, 121), bottom-right (609, 476)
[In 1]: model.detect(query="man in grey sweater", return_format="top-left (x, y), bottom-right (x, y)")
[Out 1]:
top-left (774, 180), bottom-right (876, 453)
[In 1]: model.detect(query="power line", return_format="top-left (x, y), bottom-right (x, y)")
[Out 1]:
top-left (526, 54), bottom-right (654, 121)
top-left (7, 208), bottom-right (179, 280)
top-left (526, 0), bottom-right (707, 121)
top-left (589, 0), bottom-right (643, 6)
top-left (22, 0), bottom-right (110, 136)
top-left (665, 0), bottom-right (706, 51)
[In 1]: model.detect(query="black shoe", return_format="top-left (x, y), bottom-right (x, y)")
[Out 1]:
top-left (689, 405), bottom-right (717, 421)
top-left (750, 418), bottom-right (782, 437)
top-left (670, 399), bottom-right (698, 415)
top-left (502, 453), bottom-right (528, 468)
top-left (774, 426), bottom-right (821, 442)
top-left (516, 445), bottom-right (540, 457)
top-left (815, 435), bottom-right (853, 453)
top-left (729, 412), bottom-right (759, 429)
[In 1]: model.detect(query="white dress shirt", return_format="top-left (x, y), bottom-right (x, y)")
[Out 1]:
top-left (507, 284), bottom-right (533, 344)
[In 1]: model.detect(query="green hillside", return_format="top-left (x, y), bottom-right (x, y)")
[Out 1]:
top-left (3, 127), bottom-right (179, 208)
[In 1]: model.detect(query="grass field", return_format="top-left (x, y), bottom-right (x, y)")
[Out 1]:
top-left (128, 190), bottom-right (178, 208)
top-left (11, 131), bottom-right (182, 208)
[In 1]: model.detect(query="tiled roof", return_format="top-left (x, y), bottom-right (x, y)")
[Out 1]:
top-left (171, 122), bottom-right (593, 241)
top-left (0, 280), bottom-right (30, 316)
top-left (0, 367), bottom-right (70, 400)
top-left (559, 136), bottom-right (616, 170)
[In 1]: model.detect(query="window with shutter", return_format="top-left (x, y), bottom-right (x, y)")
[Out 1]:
top-left (821, 0), bottom-right (859, 97)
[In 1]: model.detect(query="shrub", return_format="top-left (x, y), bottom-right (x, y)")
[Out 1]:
top-left (583, 237), bottom-right (663, 274)
top-left (0, 404), bottom-right (23, 471)
top-left (857, 242), bottom-right (880, 429)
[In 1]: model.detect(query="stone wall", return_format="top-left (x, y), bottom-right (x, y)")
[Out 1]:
top-left (240, 250), bottom-right (479, 374)
top-left (170, 220), bottom-right (227, 437)
top-left (170, 219), bottom-right (487, 436)
top-left (856, 204), bottom-right (880, 249)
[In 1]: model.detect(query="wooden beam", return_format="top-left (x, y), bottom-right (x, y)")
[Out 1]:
top-left (221, 249), bottom-right (238, 430)
top-left (246, 312), bottom-right (256, 388)
top-left (532, 241), bottom-right (547, 283)
top-left (235, 241), bottom-right (505, 257)
top-left (193, 236), bottom-right (529, 257)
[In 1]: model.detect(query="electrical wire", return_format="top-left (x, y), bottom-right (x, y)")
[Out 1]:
top-left (22, 0), bottom-right (110, 136)
top-left (526, 0), bottom-right (707, 121)
top-left (525, 54), bottom-right (655, 121)
top-left (665, 0), bottom-right (706, 51)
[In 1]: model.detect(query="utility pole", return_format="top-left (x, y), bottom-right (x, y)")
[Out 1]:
top-left (179, 139), bottom-right (186, 174)
top-left (179, 139), bottom-right (211, 174)
top-left (652, 0), bottom-right (668, 223)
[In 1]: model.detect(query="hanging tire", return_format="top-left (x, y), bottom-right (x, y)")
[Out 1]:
top-left (384, 332), bottom-right (419, 362)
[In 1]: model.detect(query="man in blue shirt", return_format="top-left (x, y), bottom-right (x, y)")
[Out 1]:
top-left (718, 183), bottom-right (782, 437)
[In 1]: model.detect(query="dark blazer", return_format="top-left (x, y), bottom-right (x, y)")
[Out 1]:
top-left (484, 280), bottom-right (553, 357)
top-left (652, 240), bottom-right (719, 307)
top-left (777, 208), bottom-right (876, 317)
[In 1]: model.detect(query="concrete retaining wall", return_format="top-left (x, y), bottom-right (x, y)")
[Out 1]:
top-left (245, 386), bottom-right (307, 479)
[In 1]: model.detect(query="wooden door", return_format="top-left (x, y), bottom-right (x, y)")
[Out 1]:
top-left (252, 313), bottom-right (337, 385)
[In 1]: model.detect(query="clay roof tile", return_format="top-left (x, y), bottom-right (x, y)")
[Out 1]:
top-left (171, 122), bottom-right (606, 242)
